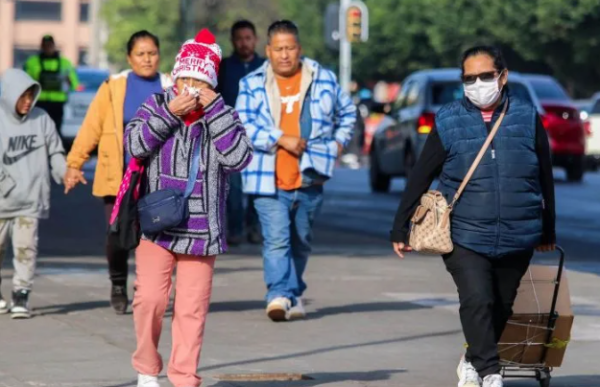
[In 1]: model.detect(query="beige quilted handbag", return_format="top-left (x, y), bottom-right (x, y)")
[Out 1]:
top-left (409, 102), bottom-right (508, 255)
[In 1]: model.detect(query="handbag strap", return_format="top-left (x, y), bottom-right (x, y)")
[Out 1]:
top-left (450, 101), bottom-right (508, 209)
top-left (184, 139), bottom-right (201, 198)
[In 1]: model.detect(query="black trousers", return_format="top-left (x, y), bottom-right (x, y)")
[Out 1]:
top-left (443, 244), bottom-right (533, 378)
top-left (103, 196), bottom-right (130, 286)
top-left (36, 101), bottom-right (64, 136)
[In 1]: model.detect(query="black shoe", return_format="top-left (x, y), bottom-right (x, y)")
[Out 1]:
top-left (11, 289), bottom-right (31, 319)
top-left (247, 229), bottom-right (263, 245)
top-left (110, 285), bottom-right (128, 315)
top-left (227, 235), bottom-right (244, 246)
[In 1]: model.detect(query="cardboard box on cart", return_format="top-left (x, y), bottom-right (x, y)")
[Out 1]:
top-left (498, 265), bottom-right (574, 367)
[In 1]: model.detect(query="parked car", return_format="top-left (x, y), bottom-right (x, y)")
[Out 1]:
top-left (573, 99), bottom-right (592, 121)
top-left (522, 74), bottom-right (585, 181)
top-left (61, 67), bottom-right (111, 150)
top-left (369, 69), bottom-right (545, 192)
top-left (585, 92), bottom-right (600, 170)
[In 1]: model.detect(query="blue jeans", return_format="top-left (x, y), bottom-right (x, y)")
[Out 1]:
top-left (253, 186), bottom-right (324, 304)
top-left (227, 172), bottom-right (260, 238)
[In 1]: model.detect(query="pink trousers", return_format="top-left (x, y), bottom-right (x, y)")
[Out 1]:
top-left (132, 240), bottom-right (215, 387)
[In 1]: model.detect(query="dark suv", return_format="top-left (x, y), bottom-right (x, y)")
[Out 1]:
top-left (369, 69), bottom-right (545, 192)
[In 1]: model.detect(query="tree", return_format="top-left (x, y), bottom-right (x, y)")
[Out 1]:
top-left (100, 0), bottom-right (600, 97)
top-left (280, 0), bottom-right (338, 72)
top-left (483, 0), bottom-right (600, 96)
top-left (190, 0), bottom-right (282, 58)
top-left (101, 0), bottom-right (181, 73)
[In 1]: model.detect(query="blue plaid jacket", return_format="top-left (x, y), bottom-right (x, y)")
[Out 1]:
top-left (236, 58), bottom-right (356, 195)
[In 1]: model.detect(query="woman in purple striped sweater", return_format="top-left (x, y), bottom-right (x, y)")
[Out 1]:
top-left (124, 30), bottom-right (252, 387)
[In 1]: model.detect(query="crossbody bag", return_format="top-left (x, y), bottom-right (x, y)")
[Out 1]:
top-left (137, 139), bottom-right (201, 235)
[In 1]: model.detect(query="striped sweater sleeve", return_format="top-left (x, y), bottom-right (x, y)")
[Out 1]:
top-left (204, 95), bottom-right (253, 173)
top-left (125, 94), bottom-right (180, 160)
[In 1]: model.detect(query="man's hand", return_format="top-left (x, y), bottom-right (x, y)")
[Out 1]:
top-left (337, 142), bottom-right (344, 157)
top-left (64, 167), bottom-right (87, 194)
top-left (536, 243), bottom-right (556, 253)
top-left (199, 88), bottom-right (218, 108)
top-left (168, 90), bottom-right (199, 116)
top-left (392, 242), bottom-right (413, 259)
top-left (278, 135), bottom-right (307, 157)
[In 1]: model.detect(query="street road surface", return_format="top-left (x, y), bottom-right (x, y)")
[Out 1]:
top-left (0, 167), bottom-right (598, 387)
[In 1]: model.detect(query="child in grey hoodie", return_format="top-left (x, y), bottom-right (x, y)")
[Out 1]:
top-left (0, 69), bottom-right (66, 319)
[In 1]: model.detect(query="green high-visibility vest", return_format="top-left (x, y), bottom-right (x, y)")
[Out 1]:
top-left (24, 54), bottom-right (79, 103)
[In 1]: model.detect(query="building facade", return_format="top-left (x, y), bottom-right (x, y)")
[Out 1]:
top-left (0, 0), bottom-right (95, 72)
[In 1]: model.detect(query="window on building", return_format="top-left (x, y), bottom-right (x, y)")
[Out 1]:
top-left (15, 1), bottom-right (62, 21)
top-left (80, 2), bottom-right (90, 23)
top-left (14, 48), bottom-right (40, 69)
top-left (78, 49), bottom-right (89, 66)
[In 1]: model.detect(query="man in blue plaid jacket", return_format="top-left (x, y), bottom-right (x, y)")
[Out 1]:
top-left (236, 20), bottom-right (356, 322)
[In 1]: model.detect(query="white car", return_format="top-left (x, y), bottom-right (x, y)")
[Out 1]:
top-left (62, 67), bottom-right (110, 150)
top-left (586, 93), bottom-right (600, 170)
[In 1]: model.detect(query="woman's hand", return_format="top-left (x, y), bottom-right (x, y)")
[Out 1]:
top-left (168, 90), bottom-right (199, 116)
top-left (392, 242), bottom-right (413, 259)
top-left (199, 88), bottom-right (218, 107)
top-left (536, 243), bottom-right (556, 253)
top-left (64, 168), bottom-right (87, 194)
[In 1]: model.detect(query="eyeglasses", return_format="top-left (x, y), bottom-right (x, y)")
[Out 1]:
top-left (462, 71), bottom-right (501, 85)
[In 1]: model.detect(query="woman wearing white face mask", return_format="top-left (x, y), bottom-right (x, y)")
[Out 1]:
top-left (390, 46), bottom-right (556, 387)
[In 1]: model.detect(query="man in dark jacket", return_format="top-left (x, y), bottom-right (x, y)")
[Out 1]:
top-left (217, 20), bottom-right (265, 246)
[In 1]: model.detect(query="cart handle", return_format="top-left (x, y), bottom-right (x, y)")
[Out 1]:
top-left (549, 245), bottom-right (565, 322)
top-left (541, 245), bottom-right (565, 364)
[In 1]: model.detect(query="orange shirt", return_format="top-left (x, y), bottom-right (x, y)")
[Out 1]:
top-left (275, 70), bottom-right (303, 190)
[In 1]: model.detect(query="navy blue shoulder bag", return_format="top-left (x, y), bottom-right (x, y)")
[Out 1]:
top-left (137, 140), bottom-right (201, 235)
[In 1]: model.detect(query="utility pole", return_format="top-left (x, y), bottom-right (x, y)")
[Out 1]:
top-left (339, 0), bottom-right (352, 94)
top-left (89, 0), bottom-right (101, 67)
top-left (89, 0), bottom-right (109, 69)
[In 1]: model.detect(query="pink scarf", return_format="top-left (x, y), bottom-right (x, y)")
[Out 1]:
top-left (109, 158), bottom-right (145, 225)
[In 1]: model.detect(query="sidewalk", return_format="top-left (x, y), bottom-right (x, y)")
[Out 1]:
top-left (1, 233), bottom-right (599, 387)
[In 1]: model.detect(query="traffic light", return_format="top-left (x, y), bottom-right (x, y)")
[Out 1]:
top-left (324, 2), bottom-right (340, 51)
top-left (346, 5), bottom-right (362, 43)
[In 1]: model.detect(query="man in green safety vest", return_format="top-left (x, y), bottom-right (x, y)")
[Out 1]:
top-left (24, 35), bottom-right (79, 138)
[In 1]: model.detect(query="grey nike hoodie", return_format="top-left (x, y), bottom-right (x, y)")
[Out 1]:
top-left (0, 68), bottom-right (66, 219)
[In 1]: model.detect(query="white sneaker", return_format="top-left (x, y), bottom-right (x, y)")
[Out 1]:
top-left (482, 374), bottom-right (503, 387)
top-left (266, 297), bottom-right (291, 322)
top-left (457, 356), bottom-right (481, 387)
top-left (288, 298), bottom-right (306, 320)
top-left (0, 295), bottom-right (9, 314)
top-left (137, 374), bottom-right (159, 387)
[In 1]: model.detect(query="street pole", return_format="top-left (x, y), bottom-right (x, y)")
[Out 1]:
top-left (89, 0), bottom-right (101, 67)
top-left (339, 0), bottom-right (352, 94)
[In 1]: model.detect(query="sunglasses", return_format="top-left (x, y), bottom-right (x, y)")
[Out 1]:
top-left (462, 70), bottom-right (503, 85)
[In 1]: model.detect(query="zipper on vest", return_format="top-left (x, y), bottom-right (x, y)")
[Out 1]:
top-left (491, 149), bottom-right (496, 159)
top-left (494, 152), bottom-right (501, 256)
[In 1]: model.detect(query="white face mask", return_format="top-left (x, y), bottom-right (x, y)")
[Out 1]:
top-left (463, 72), bottom-right (504, 109)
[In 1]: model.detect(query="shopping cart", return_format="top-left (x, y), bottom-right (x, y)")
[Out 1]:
top-left (499, 246), bottom-right (567, 387)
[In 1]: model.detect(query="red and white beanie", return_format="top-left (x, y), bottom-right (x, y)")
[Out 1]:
top-left (171, 29), bottom-right (222, 88)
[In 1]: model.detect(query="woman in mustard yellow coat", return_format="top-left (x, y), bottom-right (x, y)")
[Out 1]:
top-left (64, 30), bottom-right (172, 315)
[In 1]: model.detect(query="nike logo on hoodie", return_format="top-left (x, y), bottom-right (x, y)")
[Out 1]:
top-left (2, 134), bottom-right (42, 165)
